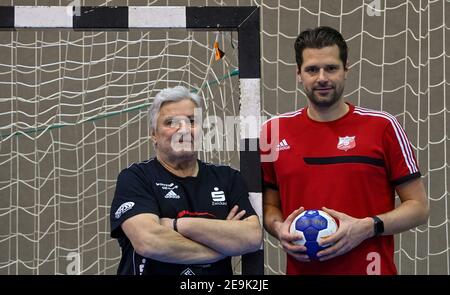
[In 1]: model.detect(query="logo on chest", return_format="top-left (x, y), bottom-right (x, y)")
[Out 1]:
top-left (211, 187), bottom-right (227, 206)
top-left (156, 182), bottom-right (179, 190)
top-left (156, 182), bottom-right (181, 199)
top-left (164, 190), bottom-right (180, 199)
top-left (276, 139), bottom-right (291, 151)
top-left (337, 136), bottom-right (356, 151)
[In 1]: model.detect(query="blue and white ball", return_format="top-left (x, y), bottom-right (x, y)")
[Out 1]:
top-left (289, 209), bottom-right (338, 260)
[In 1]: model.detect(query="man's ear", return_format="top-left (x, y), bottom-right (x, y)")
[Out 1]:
top-left (297, 68), bottom-right (302, 83)
top-left (344, 60), bottom-right (349, 79)
top-left (151, 130), bottom-right (157, 144)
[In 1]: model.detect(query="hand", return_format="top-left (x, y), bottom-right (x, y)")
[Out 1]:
top-left (316, 207), bottom-right (373, 261)
top-left (226, 205), bottom-right (246, 220)
top-left (277, 207), bottom-right (310, 262)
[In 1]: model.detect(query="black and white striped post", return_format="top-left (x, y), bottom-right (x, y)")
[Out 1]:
top-left (0, 5), bottom-right (263, 275)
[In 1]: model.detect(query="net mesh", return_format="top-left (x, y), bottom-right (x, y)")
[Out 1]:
top-left (0, 27), bottom-right (241, 274)
top-left (260, 0), bottom-right (448, 275)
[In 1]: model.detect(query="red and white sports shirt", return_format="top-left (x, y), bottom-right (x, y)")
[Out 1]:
top-left (260, 103), bottom-right (421, 275)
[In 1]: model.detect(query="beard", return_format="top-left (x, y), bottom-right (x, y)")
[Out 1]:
top-left (167, 149), bottom-right (197, 163)
top-left (157, 133), bottom-right (201, 163)
top-left (305, 83), bottom-right (345, 108)
top-left (158, 141), bottom-right (198, 164)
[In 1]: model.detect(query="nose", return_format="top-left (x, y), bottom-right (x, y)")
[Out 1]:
top-left (177, 120), bottom-right (190, 133)
top-left (317, 68), bottom-right (328, 82)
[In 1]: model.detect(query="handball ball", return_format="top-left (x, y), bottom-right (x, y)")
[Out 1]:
top-left (289, 209), bottom-right (338, 260)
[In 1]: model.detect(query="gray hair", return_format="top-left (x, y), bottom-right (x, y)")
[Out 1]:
top-left (148, 86), bottom-right (202, 131)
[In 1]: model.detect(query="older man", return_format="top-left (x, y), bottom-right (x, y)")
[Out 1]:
top-left (110, 86), bottom-right (262, 275)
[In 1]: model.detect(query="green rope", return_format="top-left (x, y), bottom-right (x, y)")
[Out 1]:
top-left (1, 68), bottom-right (239, 140)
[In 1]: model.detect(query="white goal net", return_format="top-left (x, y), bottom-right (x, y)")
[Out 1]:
top-left (0, 0), bottom-right (448, 275)
top-left (260, 0), bottom-right (448, 275)
top-left (0, 26), bottom-right (242, 274)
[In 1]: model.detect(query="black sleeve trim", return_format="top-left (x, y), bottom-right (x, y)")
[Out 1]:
top-left (263, 181), bottom-right (279, 191)
top-left (391, 172), bottom-right (421, 186)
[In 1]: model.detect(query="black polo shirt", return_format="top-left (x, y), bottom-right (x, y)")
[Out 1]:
top-left (110, 158), bottom-right (257, 275)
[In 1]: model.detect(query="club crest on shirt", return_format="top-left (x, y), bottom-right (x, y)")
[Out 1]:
top-left (337, 136), bottom-right (356, 151)
top-left (211, 187), bottom-right (227, 206)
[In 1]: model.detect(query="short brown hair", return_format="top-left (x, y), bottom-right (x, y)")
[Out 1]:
top-left (294, 26), bottom-right (348, 71)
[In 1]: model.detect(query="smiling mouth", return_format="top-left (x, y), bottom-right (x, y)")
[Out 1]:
top-left (315, 89), bottom-right (332, 95)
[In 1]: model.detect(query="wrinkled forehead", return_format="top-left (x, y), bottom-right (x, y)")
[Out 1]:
top-left (158, 99), bottom-right (197, 119)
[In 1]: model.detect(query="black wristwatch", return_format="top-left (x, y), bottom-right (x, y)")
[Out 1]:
top-left (372, 216), bottom-right (384, 237)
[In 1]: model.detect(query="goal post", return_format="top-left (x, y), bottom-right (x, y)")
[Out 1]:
top-left (0, 5), bottom-right (263, 275)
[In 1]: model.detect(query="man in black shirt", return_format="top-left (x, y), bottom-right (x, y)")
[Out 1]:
top-left (110, 86), bottom-right (262, 275)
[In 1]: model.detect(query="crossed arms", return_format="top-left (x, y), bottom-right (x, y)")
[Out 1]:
top-left (121, 205), bottom-right (262, 264)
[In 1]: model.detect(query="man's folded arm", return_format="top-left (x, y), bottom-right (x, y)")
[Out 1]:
top-left (121, 213), bottom-right (225, 264)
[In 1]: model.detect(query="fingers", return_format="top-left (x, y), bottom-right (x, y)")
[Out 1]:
top-left (315, 223), bottom-right (344, 260)
top-left (276, 207), bottom-right (305, 243)
top-left (226, 205), bottom-right (246, 220)
top-left (232, 209), bottom-right (246, 220)
top-left (288, 252), bottom-right (310, 262)
top-left (280, 228), bottom-right (304, 243)
top-left (278, 207), bottom-right (305, 242)
top-left (316, 213), bottom-right (370, 261)
top-left (322, 206), bottom-right (344, 220)
top-left (285, 207), bottom-right (304, 224)
top-left (316, 225), bottom-right (354, 261)
top-left (317, 239), bottom-right (349, 261)
top-left (317, 239), bottom-right (342, 258)
top-left (278, 207), bottom-right (312, 262)
top-left (318, 230), bottom-right (342, 246)
top-left (226, 205), bottom-right (239, 220)
top-left (281, 240), bottom-right (307, 253)
top-left (280, 241), bottom-right (310, 262)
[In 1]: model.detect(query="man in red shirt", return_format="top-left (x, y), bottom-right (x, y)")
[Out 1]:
top-left (261, 26), bottom-right (429, 275)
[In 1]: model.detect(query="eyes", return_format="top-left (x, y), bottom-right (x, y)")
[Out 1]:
top-left (163, 117), bottom-right (197, 128)
top-left (304, 65), bottom-right (340, 74)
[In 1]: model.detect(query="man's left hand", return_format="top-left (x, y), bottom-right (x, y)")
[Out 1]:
top-left (316, 207), bottom-right (373, 261)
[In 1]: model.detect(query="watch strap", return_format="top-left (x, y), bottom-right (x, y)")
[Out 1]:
top-left (372, 215), bottom-right (384, 237)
